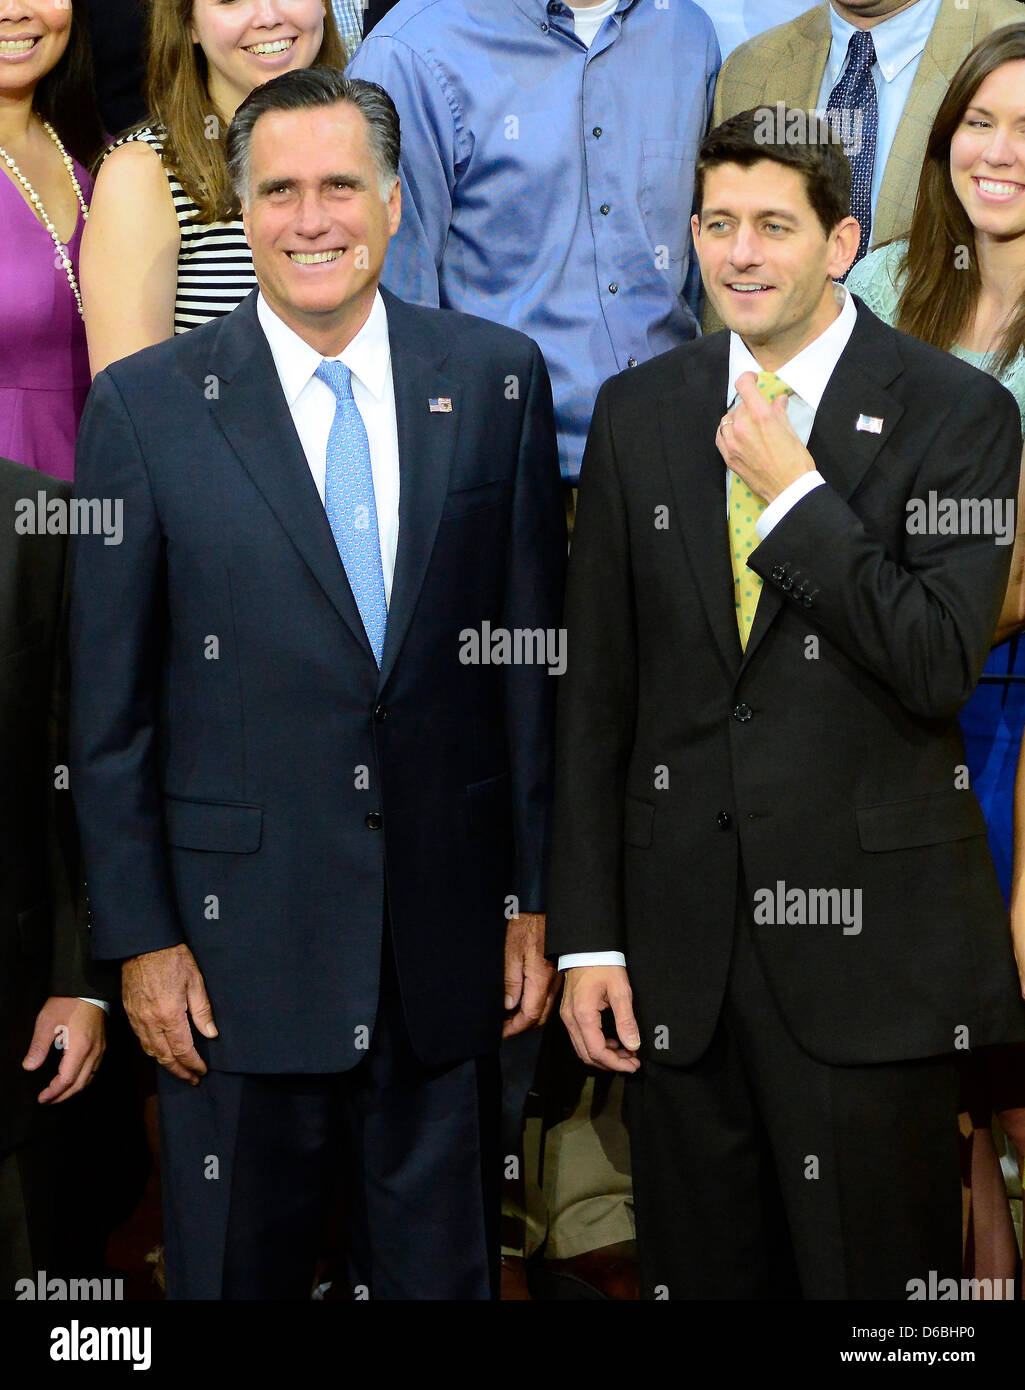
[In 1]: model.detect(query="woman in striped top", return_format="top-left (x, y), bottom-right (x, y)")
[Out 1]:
top-left (81, 0), bottom-right (346, 373)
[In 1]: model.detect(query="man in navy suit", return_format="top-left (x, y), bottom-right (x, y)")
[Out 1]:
top-left (69, 70), bottom-right (566, 1300)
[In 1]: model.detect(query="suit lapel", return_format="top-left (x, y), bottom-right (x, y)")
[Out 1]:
top-left (205, 291), bottom-right (375, 662)
top-left (377, 288), bottom-right (460, 688)
top-left (660, 334), bottom-right (743, 676)
top-left (740, 300), bottom-right (905, 671)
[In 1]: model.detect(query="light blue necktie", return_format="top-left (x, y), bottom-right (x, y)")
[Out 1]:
top-left (826, 28), bottom-right (879, 273)
top-left (316, 359), bottom-right (387, 666)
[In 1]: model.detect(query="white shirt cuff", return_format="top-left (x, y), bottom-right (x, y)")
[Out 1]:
top-left (558, 951), bottom-right (627, 970)
top-left (756, 472), bottom-right (825, 539)
top-left (77, 997), bottom-right (110, 1013)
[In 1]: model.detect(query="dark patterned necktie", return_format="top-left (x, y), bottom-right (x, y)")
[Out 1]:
top-left (826, 29), bottom-right (878, 273)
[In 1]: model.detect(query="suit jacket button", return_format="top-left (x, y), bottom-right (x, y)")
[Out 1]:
top-left (732, 703), bottom-right (753, 722)
top-left (780, 576), bottom-right (793, 592)
top-left (365, 812), bottom-right (382, 830)
top-left (716, 810), bottom-right (732, 829)
top-left (771, 565), bottom-right (785, 583)
top-left (373, 704), bottom-right (388, 723)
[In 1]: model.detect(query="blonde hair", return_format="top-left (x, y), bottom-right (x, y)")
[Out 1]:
top-left (144, 0), bottom-right (347, 223)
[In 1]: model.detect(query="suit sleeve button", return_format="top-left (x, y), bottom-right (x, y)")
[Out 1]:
top-left (365, 812), bottom-right (383, 830)
top-left (716, 811), bottom-right (732, 829)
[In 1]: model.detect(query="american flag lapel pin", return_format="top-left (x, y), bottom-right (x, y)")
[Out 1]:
top-left (429, 397), bottom-right (453, 413)
top-left (856, 413), bottom-right (884, 434)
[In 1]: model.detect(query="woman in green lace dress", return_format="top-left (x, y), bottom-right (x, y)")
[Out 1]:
top-left (848, 23), bottom-right (1025, 1292)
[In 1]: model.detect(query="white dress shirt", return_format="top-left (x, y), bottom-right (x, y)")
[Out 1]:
top-left (559, 287), bottom-right (858, 972)
top-left (817, 0), bottom-right (944, 216)
top-left (256, 289), bottom-right (401, 605)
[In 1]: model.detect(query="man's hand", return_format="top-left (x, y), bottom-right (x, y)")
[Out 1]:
top-left (122, 943), bottom-right (218, 1083)
top-left (503, 912), bottom-right (559, 1038)
top-left (561, 965), bottom-right (641, 1073)
top-left (716, 371), bottom-right (814, 503)
top-left (22, 998), bottom-right (106, 1103)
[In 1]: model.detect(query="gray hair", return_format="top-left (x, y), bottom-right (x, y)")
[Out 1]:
top-left (226, 68), bottom-right (400, 204)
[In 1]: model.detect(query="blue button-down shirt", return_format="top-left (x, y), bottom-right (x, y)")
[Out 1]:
top-left (348, 0), bottom-right (720, 481)
top-left (817, 0), bottom-right (944, 215)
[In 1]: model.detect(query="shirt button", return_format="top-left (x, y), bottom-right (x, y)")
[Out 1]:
top-left (600, 203), bottom-right (610, 215)
top-left (716, 810), bottom-right (732, 830)
top-left (592, 126), bottom-right (602, 137)
top-left (732, 703), bottom-right (753, 723)
top-left (608, 282), bottom-right (618, 294)
top-left (540, 21), bottom-right (549, 31)
top-left (628, 357), bottom-right (637, 367)
top-left (365, 812), bottom-right (383, 830)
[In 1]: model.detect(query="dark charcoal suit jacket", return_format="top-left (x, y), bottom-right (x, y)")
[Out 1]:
top-left (70, 287), bottom-right (566, 1073)
top-left (547, 298), bottom-right (1025, 1068)
top-left (0, 459), bottom-right (111, 1157)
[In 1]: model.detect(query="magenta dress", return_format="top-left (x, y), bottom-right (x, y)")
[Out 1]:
top-left (0, 157), bottom-right (93, 482)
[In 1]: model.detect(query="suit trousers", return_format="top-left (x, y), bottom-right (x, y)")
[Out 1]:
top-left (625, 889), bottom-right (962, 1299)
top-left (158, 917), bottom-right (501, 1299)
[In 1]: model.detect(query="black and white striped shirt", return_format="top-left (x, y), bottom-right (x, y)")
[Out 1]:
top-left (111, 125), bottom-right (257, 334)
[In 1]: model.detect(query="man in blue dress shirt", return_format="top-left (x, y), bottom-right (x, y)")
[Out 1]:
top-left (347, 0), bottom-right (720, 484)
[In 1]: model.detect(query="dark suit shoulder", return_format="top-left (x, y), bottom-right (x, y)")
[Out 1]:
top-left (854, 301), bottom-right (1020, 418)
top-left (382, 288), bottom-right (539, 366)
top-left (0, 456), bottom-right (71, 503)
top-left (596, 332), bottom-right (726, 413)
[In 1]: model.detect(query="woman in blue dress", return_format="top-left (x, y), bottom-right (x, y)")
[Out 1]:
top-left (847, 23), bottom-right (1025, 1288)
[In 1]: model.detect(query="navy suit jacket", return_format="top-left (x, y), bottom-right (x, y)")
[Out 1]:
top-left (69, 287), bottom-right (566, 1072)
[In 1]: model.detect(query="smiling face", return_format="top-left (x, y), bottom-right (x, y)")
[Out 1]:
top-left (692, 159), bottom-right (859, 366)
top-left (0, 0), bottom-right (72, 96)
top-left (190, 0), bottom-right (325, 118)
top-left (241, 101), bottom-right (400, 352)
top-left (949, 60), bottom-right (1025, 243)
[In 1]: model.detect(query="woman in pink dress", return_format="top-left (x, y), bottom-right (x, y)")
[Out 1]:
top-left (0, 1), bottom-right (104, 481)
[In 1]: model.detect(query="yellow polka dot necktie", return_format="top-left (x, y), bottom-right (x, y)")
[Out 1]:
top-left (728, 371), bottom-right (794, 649)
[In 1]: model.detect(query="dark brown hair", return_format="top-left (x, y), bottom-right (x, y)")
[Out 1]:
top-left (144, 0), bottom-right (348, 223)
top-left (695, 106), bottom-right (852, 238)
top-left (34, 0), bottom-right (106, 169)
top-left (895, 23), bottom-right (1025, 375)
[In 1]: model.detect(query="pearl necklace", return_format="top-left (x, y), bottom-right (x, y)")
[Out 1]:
top-left (0, 118), bottom-right (89, 321)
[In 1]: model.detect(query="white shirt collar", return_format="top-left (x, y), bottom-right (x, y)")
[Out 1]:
top-left (256, 288), bottom-right (391, 405)
top-left (827, 0), bottom-right (942, 85)
top-left (727, 283), bottom-right (858, 410)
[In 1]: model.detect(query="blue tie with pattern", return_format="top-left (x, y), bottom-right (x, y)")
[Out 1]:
top-left (826, 28), bottom-right (878, 273)
top-left (316, 359), bottom-right (387, 666)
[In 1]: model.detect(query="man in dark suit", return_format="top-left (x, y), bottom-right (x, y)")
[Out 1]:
top-left (70, 70), bottom-right (565, 1300)
top-left (1, 459), bottom-right (109, 1293)
top-left (549, 108), bottom-right (1025, 1299)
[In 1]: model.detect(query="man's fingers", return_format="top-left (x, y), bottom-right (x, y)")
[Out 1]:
top-left (503, 953), bottom-right (524, 1012)
top-left (609, 989), bottom-right (640, 1051)
top-left (186, 976), bottom-right (218, 1039)
top-left (21, 1017), bottom-right (54, 1072)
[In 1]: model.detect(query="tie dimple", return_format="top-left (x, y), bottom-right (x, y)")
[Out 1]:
top-left (728, 371), bottom-right (794, 649)
top-left (316, 358), bottom-right (387, 666)
top-left (826, 28), bottom-right (878, 273)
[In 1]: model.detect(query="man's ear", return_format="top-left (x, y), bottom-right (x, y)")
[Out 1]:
top-left (829, 215), bottom-right (861, 280)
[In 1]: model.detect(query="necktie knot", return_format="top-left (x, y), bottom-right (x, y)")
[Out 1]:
top-left (846, 28), bottom-right (876, 74)
top-left (316, 358), bottom-right (354, 399)
top-left (754, 371), bottom-right (793, 404)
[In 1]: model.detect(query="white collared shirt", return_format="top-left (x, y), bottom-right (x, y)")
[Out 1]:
top-left (558, 286), bottom-right (859, 973)
top-left (256, 289), bottom-right (401, 605)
